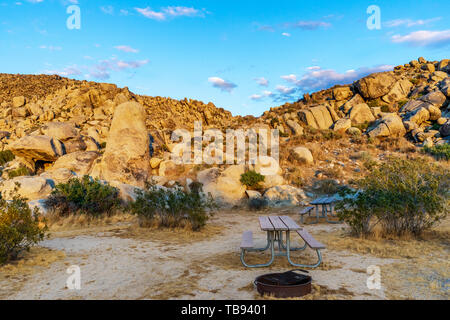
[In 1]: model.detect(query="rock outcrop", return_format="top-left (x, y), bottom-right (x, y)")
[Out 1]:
top-left (91, 102), bottom-right (151, 187)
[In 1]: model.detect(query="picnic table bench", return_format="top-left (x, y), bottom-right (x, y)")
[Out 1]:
top-left (299, 196), bottom-right (341, 224)
top-left (240, 216), bottom-right (325, 269)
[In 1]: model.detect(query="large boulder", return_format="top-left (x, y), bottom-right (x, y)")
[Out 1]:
top-left (381, 79), bottom-right (413, 104)
top-left (197, 165), bottom-right (246, 206)
top-left (403, 103), bottom-right (441, 124)
top-left (12, 96), bottom-right (26, 108)
top-left (41, 122), bottom-right (86, 154)
top-left (298, 105), bottom-right (334, 130)
top-left (41, 122), bottom-right (79, 141)
top-left (0, 176), bottom-right (53, 201)
top-left (333, 118), bottom-right (352, 132)
top-left (263, 185), bottom-right (306, 207)
top-left (332, 86), bottom-right (353, 101)
top-left (419, 91), bottom-right (447, 108)
top-left (367, 113), bottom-right (406, 138)
top-left (92, 102), bottom-right (151, 187)
top-left (355, 72), bottom-right (396, 99)
top-left (8, 135), bottom-right (64, 162)
top-left (286, 120), bottom-right (304, 136)
top-left (437, 59), bottom-right (449, 71)
top-left (40, 168), bottom-right (76, 184)
top-left (348, 103), bottom-right (375, 125)
top-left (440, 120), bottom-right (450, 137)
top-left (290, 147), bottom-right (314, 164)
top-left (51, 151), bottom-right (99, 176)
top-left (342, 94), bottom-right (365, 113)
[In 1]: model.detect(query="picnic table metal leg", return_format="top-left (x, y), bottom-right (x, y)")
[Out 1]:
top-left (240, 231), bottom-right (275, 268)
top-left (325, 203), bottom-right (342, 224)
top-left (280, 231), bottom-right (307, 251)
top-left (304, 205), bottom-right (320, 225)
top-left (285, 231), bottom-right (323, 269)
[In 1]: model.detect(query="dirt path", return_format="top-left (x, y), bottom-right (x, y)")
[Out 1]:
top-left (2, 209), bottom-right (448, 300)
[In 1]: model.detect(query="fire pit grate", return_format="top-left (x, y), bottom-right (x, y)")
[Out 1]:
top-left (254, 269), bottom-right (312, 298)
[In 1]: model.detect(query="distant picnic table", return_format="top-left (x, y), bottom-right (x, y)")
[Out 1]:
top-left (299, 196), bottom-right (341, 224)
top-left (240, 216), bottom-right (325, 269)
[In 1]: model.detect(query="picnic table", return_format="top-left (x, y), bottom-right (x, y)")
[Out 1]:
top-left (240, 216), bottom-right (325, 269)
top-left (300, 196), bottom-right (341, 224)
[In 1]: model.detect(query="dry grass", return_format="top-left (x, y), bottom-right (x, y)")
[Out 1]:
top-left (47, 212), bottom-right (135, 232)
top-left (0, 247), bottom-right (66, 299)
top-left (113, 224), bottom-right (225, 245)
top-left (140, 263), bottom-right (210, 300)
top-left (313, 228), bottom-right (449, 259)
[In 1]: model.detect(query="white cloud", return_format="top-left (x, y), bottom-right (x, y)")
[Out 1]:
top-left (250, 90), bottom-right (273, 101)
top-left (135, 6), bottom-right (205, 21)
top-left (101, 5), bottom-right (114, 15)
top-left (255, 77), bottom-right (269, 87)
top-left (208, 77), bottom-right (237, 92)
top-left (280, 74), bottom-right (298, 83)
top-left (39, 45), bottom-right (62, 51)
top-left (115, 45), bottom-right (139, 53)
top-left (391, 29), bottom-right (450, 47)
top-left (250, 94), bottom-right (263, 100)
top-left (272, 64), bottom-right (393, 102)
top-left (43, 66), bottom-right (81, 77)
top-left (282, 32), bottom-right (291, 37)
top-left (385, 17), bottom-right (441, 28)
top-left (288, 20), bottom-right (331, 30)
top-left (43, 58), bottom-right (150, 80)
top-left (276, 85), bottom-right (296, 94)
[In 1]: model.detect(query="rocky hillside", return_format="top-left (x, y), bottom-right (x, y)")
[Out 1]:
top-left (0, 73), bottom-right (233, 151)
top-left (0, 57), bottom-right (448, 209)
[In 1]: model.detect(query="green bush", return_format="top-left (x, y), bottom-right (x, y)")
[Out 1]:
top-left (336, 157), bottom-right (449, 237)
top-left (240, 170), bottom-right (265, 190)
top-left (129, 184), bottom-right (216, 231)
top-left (0, 150), bottom-right (15, 166)
top-left (0, 195), bottom-right (47, 264)
top-left (423, 144), bottom-right (450, 161)
top-left (45, 176), bottom-right (120, 217)
top-left (7, 166), bottom-right (31, 179)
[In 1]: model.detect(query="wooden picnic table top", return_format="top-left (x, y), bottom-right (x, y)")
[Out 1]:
top-left (310, 196), bottom-right (336, 205)
top-left (259, 216), bottom-right (302, 232)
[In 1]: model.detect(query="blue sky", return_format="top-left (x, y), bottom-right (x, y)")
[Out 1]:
top-left (1, 0), bottom-right (449, 116)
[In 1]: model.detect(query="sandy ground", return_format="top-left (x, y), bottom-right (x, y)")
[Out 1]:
top-left (1, 208), bottom-right (448, 300)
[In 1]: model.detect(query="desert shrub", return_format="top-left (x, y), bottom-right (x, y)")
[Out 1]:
top-left (336, 157), bottom-right (449, 237)
top-left (321, 130), bottom-right (342, 140)
top-left (7, 166), bottom-right (31, 179)
top-left (367, 100), bottom-right (379, 108)
top-left (313, 179), bottom-right (341, 195)
top-left (248, 198), bottom-right (268, 211)
top-left (423, 144), bottom-right (450, 161)
top-left (129, 184), bottom-right (216, 231)
top-left (270, 117), bottom-right (280, 127)
top-left (0, 194), bottom-right (47, 264)
top-left (45, 176), bottom-right (120, 217)
top-left (240, 170), bottom-right (265, 190)
top-left (353, 121), bottom-right (374, 132)
top-left (0, 150), bottom-right (15, 166)
top-left (99, 142), bottom-right (107, 149)
top-left (397, 100), bottom-right (408, 109)
top-left (380, 105), bottom-right (390, 113)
